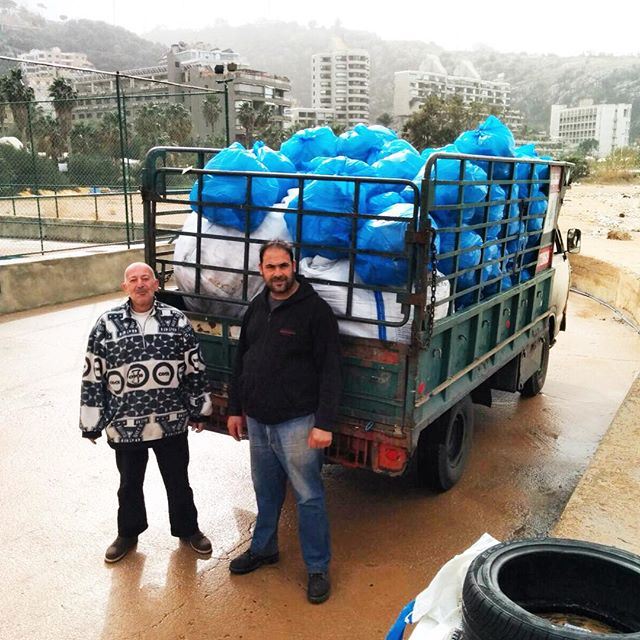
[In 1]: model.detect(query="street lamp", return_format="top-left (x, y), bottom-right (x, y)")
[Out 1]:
top-left (214, 62), bottom-right (237, 146)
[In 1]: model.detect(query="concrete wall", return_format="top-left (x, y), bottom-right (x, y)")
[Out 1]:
top-left (0, 216), bottom-right (144, 244)
top-left (0, 246), bottom-right (144, 314)
top-left (570, 253), bottom-right (640, 326)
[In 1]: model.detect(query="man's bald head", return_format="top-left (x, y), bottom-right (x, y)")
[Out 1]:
top-left (122, 262), bottom-right (158, 312)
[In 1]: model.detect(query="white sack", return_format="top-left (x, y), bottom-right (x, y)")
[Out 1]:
top-left (173, 211), bottom-right (291, 316)
top-left (407, 533), bottom-right (500, 640)
top-left (299, 256), bottom-right (450, 343)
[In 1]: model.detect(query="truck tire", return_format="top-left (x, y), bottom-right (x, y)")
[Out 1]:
top-left (520, 333), bottom-right (549, 397)
top-left (415, 395), bottom-right (474, 492)
top-left (461, 538), bottom-right (640, 640)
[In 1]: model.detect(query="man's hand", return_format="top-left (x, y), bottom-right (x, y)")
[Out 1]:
top-left (87, 437), bottom-right (97, 445)
top-left (227, 415), bottom-right (246, 441)
top-left (308, 427), bottom-right (332, 449)
top-left (189, 420), bottom-right (206, 433)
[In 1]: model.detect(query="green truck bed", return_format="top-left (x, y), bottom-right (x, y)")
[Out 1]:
top-left (141, 146), bottom-right (574, 490)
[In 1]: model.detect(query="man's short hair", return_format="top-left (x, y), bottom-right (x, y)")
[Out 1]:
top-left (259, 239), bottom-right (294, 264)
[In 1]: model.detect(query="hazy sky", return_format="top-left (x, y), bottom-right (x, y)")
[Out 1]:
top-left (21, 0), bottom-right (640, 56)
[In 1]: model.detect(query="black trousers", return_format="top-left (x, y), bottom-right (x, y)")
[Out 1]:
top-left (114, 432), bottom-right (199, 538)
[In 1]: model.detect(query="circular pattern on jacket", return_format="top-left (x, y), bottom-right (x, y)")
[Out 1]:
top-left (153, 363), bottom-right (174, 386)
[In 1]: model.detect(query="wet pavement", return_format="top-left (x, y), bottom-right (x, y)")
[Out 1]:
top-left (1, 291), bottom-right (639, 640)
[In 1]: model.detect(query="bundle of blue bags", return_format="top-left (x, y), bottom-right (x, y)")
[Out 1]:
top-left (189, 115), bottom-right (551, 312)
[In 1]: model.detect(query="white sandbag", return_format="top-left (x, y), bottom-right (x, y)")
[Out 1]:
top-left (299, 256), bottom-right (450, 343)
top-left (173, 210), bottom-right (291, 316)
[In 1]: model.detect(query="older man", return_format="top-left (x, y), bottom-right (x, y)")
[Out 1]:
top-left (80, 262), bottom-right (212, 563)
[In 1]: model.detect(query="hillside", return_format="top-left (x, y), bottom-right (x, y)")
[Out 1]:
top-left (0, 8), bottom-right (638, 141)
top-left (0, 7), bottom-right (164, 70)
top-left (146, 21), bottom-right (640, 140)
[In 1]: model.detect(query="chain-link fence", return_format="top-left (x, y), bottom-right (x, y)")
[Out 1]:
top-left (0, 57), bottom-right (231, 259)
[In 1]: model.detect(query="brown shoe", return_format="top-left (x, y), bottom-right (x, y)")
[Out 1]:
top-left (104, 536), bottom-right (138, 563)
top-left (185, 531), bottom-right (212, 555)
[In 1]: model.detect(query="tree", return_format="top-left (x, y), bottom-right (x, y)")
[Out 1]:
top-left (577, 138), bottom-right (599, 156)
top-left (201, 94), bottom-right (222, 133)
top-left (164, 103), bottom-right (192, 145)
top-left (329, 120), bottom-right (347, 136)
top-left (402, 95), bottom-right (488, 150)
top-left (70, 122), bottom-right (97, 155)
top-left (97, 111), bottom-right (123, 159)
top-left (237, 102), bottom-right (273, 146)
top-left (133, 103), bottom-right (192, 154)
top-left (32, 112), bottom-right (64, 160)
top-left (376, 112), bottom-right (394, 128)
top-left (0, 68), bottom-right (35, 144)
top-left (48, 76), bottom-right (77, 154)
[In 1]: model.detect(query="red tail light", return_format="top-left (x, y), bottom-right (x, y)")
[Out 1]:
top-left (378, 444), bottom-right (408, 472)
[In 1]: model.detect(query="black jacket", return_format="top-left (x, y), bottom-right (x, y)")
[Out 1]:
top-left (228, 277), bottom-right (341, 428)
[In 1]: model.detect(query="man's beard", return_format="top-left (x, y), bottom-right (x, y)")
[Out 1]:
top-left (266, 274), bottom-right (295, 294)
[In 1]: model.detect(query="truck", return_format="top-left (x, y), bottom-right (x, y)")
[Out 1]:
top-left (141, 145), bottom-right (581, 491)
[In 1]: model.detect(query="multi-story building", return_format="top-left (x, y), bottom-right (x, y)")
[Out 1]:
top-left (67, 44), bottom-right (291, 144)
top-left (19, 47), bottom-right (95, 107)
top-left (289, 105), bottom-right (337, 130)
top-left (311, 48), bottom-right (370, 128)
top-left (167, 45), bottom-right (290, 143)
top-left (549, 100), bottom-right (631, 157)
top-left (394, 56), bottom-right (515, 129)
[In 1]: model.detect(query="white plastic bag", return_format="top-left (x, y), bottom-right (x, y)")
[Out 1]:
top-left (299, 256), bottom-right (450, 343)
top-left (173, 210), bottom-right (291, 316)
top-left (386, 533), bottom-right (500, 640)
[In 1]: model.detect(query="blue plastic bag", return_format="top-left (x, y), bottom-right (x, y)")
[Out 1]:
top-left (369, 150), bottom-right (425, 200)
top-left (455, 116), bottom-right (516, 181)
top-left (284, 156), bottom-right (376, 259)
top-left (455, 115), bottom-right (516, 158)
top-left (356, 203), bottom-right (437, 286)
top-left (337, 123), bottom-right (397, 162)
top-left (366, 191), bottom-right (405, 214)
top-left (189, 144), bottom-right (279, 231)
top-left (437, 229), bottom-right (483, 276)
top-left (367, 137), bottom-right (419, 164)
top-left (252, 141), bottom-right (297, 201)
top-left (280, 126), bottom-right (338, 170)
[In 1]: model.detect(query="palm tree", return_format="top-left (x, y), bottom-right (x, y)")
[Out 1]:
top-left (237, 102), bottom-right (273, 146)
top-left (0, 69), bottom-right (35, 144)
top-left (48, 76), bottom-right (77, 155)
top-left (376, 112), bottom-right (394, 128)
top-left (201, 94), bottom-right (222, 134)
top-left (165, 103), bottom-right (192, 145)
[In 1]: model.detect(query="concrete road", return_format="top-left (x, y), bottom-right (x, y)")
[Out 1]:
top-left (1, 291), bottom-right (639, 640)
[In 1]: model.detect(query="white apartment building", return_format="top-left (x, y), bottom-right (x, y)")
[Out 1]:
top-left (394, 56), bottom-right (512, 128)
top-left (549, 100), bottom-right (631, 157)
top-left (311, 48), bottom-right (370, 128)
top-left (289, 106), bottom-right (337, 129)
top-left (19, 47), bottom-right (95, 107)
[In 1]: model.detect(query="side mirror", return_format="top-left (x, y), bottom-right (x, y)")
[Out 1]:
top-left (567, 228), bottom-right (581, 254)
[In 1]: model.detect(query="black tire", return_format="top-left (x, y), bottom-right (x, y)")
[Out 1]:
top-left (462, 538), bottom-right (640, 640)
top-left (520, 333), bottom-right (550, 397)
top-left (415, 395), bottom-right (474, 492)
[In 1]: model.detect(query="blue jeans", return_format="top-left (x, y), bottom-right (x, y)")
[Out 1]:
top-left (247, 414), bottom-right (331, 573)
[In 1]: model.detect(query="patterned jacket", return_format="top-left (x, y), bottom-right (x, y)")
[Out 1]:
top-left (80, 298), bottom-right (212, 448)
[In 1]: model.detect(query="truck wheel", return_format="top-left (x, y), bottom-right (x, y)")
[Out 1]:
top-left (415, 395), bottom-right (474, 492)
top-left (461, 538), bottom-right (640, 640)
top-left (520, 333), bottom-right (549, 397)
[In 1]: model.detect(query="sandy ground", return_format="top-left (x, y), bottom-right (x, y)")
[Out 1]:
top-left (560, 181), bottom-right (640, 274)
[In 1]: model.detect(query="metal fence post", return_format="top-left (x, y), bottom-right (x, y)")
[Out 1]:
top-left (115, 72), bottom-right (132, 247)
top-left (26, 101), bottom-right (45, 253)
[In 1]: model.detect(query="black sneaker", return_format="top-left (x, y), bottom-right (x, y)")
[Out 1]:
top-left (186, 531), bottom-right (212, 555)
top-left (307, 572), bottom-right (330, 604)
top-left (104, 536), bottom-right (138, 563)
top-left (229, 549), bottom-right (279, 574)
